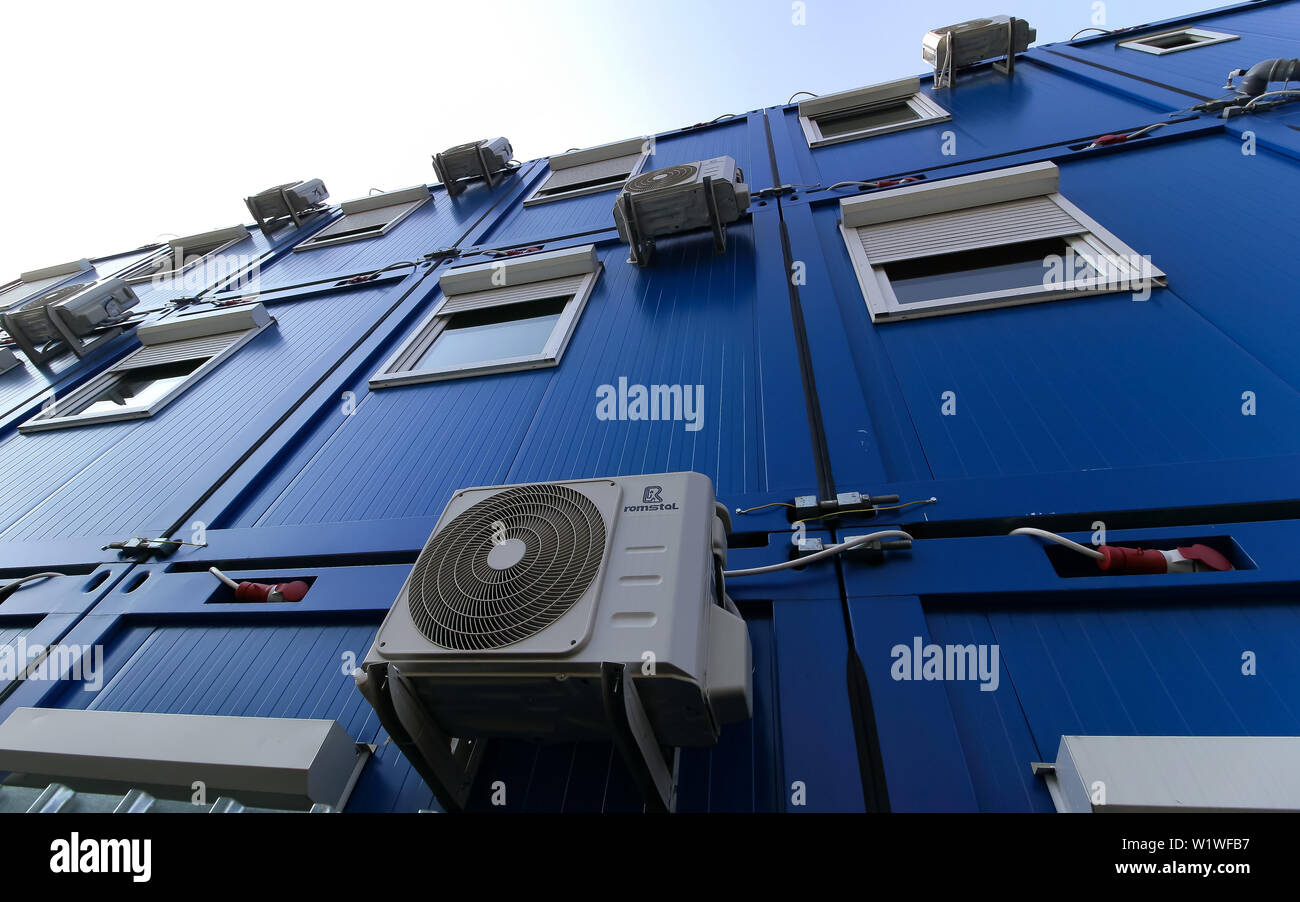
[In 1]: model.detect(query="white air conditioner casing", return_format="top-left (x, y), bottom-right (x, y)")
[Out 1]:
top-left (2, 278), bottom-right (139, 364)
top-left (362, 471), bottom-right (752, 748)
top-left (4, 287), bottom-right (77, 345)
top-left (433, 137), bottom-right (513, 186)
top-left (245, 179), bottom-right (329, 233)
top-left (613, 156), bottom-right (750, 246)
top-left (49, 277), bottom-right (138, 336)
top-left (923, 15), bottom-right (1036, 70)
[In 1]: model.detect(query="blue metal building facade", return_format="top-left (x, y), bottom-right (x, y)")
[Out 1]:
top-left (1, 0), bottom-right (1298, 812)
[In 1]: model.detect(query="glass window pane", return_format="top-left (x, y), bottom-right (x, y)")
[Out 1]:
top-left (416, 297), bottom-right (568, 372)
top-left (883, 237), bottom-right (1095, 305)
top-left (817, 102), bottom-right (919, 138)
top-left (74, 359), bottom-right (204, 416)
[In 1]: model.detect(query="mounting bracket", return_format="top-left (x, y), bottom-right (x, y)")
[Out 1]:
top-left (601, 662), bottom-right (679, 812)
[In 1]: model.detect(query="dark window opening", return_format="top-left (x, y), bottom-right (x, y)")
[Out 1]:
top-left (72, 358), bottom-right (205, 416)
top-left (313, 222), bottom-right (388, 242)
top-left (537, 172), bottom-right (631, 196)
top-left (1142, 32), bottom-right (1205, 49)
top-left (817, 101), bottom-right (919, 138)
top-left (883, 236), bottom-right (1091, 305)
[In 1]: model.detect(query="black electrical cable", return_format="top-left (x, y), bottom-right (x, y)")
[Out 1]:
top-left (0, 572), bottom-right (63, 603)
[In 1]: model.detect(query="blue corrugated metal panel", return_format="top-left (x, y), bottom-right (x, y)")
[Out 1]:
top-left (768, 61), bottom-right (1174, 194)
top-left (924, 607), bottom-right (1054, 812)
top-left (232, 226), bottom-right (813, 528)
top-left (13, 563), bottom-right (785, 813)
top-left (788, 140), bottom-right (1300, 489)
top-left (1060, 2), bottom-right (1300, 99)
top-left (3, 0), bottom-right (1300, 816)
top-left (923, 592), bottom-right (1300, 812)
top-left (0, 281), bottom-right (429, 541)
top-left (0, 622), bottom-right (34, 656)
top-left (251, 180), bottom-right (516, 291)
top-left (1053, 133), bottom-right (1300, 390)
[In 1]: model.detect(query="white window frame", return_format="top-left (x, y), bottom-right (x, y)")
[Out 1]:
top-left (1118, 28), bottom-right (1239, 55)
top-left (839, 161), bottom-right (1164, 323)
top-left (523, 137), bottom-right (650, 206)
top-left (125, 226), bottom-right (250, 285)
top-left (20, 303), bottom-right (272, 432)
top-left (293, 186), bottom-right (432, 252)
top-left (799, 77), bottom-right (950, 149)
top-left (370, 245), bottom-right (601, 388)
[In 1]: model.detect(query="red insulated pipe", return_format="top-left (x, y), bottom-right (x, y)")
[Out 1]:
top-left (233, 580), bottom-right (311, 603)
top-left (1096, 544), bottom-right (1169, 573)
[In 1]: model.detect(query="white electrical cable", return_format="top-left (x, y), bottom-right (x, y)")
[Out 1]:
top-left (1009, 527), bottom-right (1105, 560)
top-left (1243, 89), bottom-right (1300, 111)
top-left (722, 530), bottom-right (913, 578)
top-left (209, 566), bottom-right (240, 590)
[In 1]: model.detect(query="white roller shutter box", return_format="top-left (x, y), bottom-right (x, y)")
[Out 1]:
top-left (855, 196), bottom-right (1085, 264)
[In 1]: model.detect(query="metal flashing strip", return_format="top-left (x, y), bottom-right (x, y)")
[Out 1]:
top-left (0, 707), bottom-right (371, 811)
top-left (1035, 735), bottom-right (1300, 812)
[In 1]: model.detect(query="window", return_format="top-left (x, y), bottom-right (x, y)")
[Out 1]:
top-left (126, 226), bottom-right (249, 284)
top-left (1118, 28), bottom-right (1238, 55)
top-left (799, 77), bottom-right (949, 148)
top-left (371, 245), bottom-right (600, 387)
top-left (294, 186), bottom-right (431, 252)
top-left (839, 161), bottom-right (1164, 322)
top-left (523, 138), bottom-right (649, 206)
top-left (20, 302), bottom-right (271, 432)
top-left (0, 259), bottom-right (92, 312)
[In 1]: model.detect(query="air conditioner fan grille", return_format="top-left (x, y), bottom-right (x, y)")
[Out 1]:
top-left (407, 484), bottom-right (606, 650)
top-left (626, 164), bottom-right (699, 194)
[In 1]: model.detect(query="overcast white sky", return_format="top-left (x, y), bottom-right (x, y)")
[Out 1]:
top-left (1, 0), bottom-right (1213, 276)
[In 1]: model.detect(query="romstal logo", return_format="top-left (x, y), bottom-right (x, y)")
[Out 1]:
top-left (624, 484), bottom-right (678, 513)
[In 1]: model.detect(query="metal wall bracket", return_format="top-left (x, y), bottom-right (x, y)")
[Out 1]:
top-left (621, 193), bottom-right (655, 268)
top-left (702, 175), bottom-right (728, 256)
top-left (993, 17), bottom-right (1018, 78)
top-left (601, 662), bottom-right (679, 813)
top-left (622, 179), bottom-right (730, 268)
top-left (355, 663), bottom-right (484, 813)
top-left (435, 144), bottom-right (506, 198)
top-left (102, 537), bottom-right (184, 560)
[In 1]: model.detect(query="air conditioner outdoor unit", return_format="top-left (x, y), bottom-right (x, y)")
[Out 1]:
top-left (613, 156), bottom-right (750, 266)
top-left (2, 278), bottom-right (138, 365)
top-left (245, 179), bottom-right (329, 235)
top-left (356, 471), bottom-right (752, 812)
top-left (0, 347), bottom-right (19, 375)
top-left (924, 15), bottom-right (1036, 87)
top-left (433, 138), bottom-right (514, 197)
